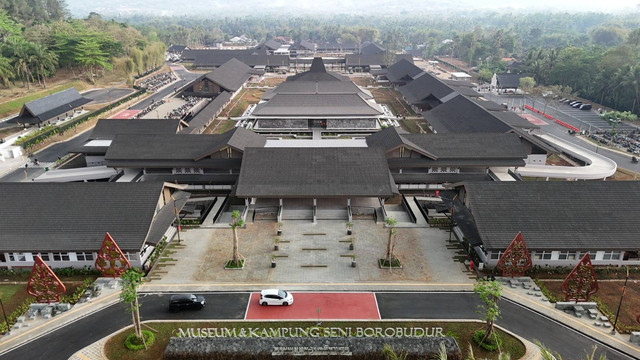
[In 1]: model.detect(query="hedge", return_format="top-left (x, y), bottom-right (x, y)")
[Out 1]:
top-left (20, 89), bottom-right (146, 150)
top-left (125, 330), bottom-right (155, 351)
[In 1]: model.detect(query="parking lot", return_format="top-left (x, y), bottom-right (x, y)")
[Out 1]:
top-left (555, 100), bottom-right (635, 132)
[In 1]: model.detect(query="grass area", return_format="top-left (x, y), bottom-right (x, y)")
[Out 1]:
top-left (608, 167), bottom-right (638, 181)
top-left (369, 88), bottom-right (416, 117)
top-left (0, 81), bottom-right (87, 118)
top-left (222, 88), bottom-right (265, 118)
top-left (104, 321), bottom-right (525, 360)
top-left (0, 280), bottom-right (92, 316)
top-left (224, 259), bottom-right (245, 269)
top-left (399, 118), bottom-right (429, 133)
top-left (539, 280), bottom-right (640, 332)
top-left (257, 77), bottom-right (286, 87)
top-left (204, 119), bottom-right (236, 134)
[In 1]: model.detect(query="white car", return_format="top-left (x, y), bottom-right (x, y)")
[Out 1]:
top-left (260, 289), bottom-right (294, 306)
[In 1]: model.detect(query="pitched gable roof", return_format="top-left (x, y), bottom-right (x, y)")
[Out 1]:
top-left (89, 119), bottom-right (181, 140)
top-left (236, 147), bottom-right (397, 198)
top-left (0, 182), bottom-right (170, 251)
top-left (398, 71), bottom-right (457, 105)
top-left (263, 39), bottom-right (282, 50)
top-left (287, 57), bottom-right (347, 82)
top-left (463, 181), bottom-right (640, 251)
top-left (18, 88), bottom-right (92, 124)
top-left (345, 53), bottom-right (413, 67)
top-left (360, 42), bottom-right (386, 55)
top-left (495, 73), bottom-right (529, 89)
top-left (204, 58), bottom-right (253, 92)
top-left (423, 94), bottom-right (537, 134)
top-left (251, 93), bottom-right (383, 117)
top-left (386, 59), bottom-right (423, 83)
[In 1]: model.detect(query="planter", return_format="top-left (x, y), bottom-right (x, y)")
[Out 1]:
top-left (349, 243), bottom-right (354, 251)
top-left (271, 261), bottom-right (276, 268)
top-left (274, 245), bottom-right (279, 251)
top-left (347, 230), bottom-right (352, 235)
top-left (277, 230), bottom-right (282, 236)
top-left (351, 259), bottom-right (357, 268)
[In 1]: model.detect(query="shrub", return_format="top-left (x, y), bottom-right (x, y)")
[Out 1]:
top-left (378, 257), bottom-right (402, 268)
top-left (124, 330), bottom-right (155, 351)
top-left (0, 297), bottom-right (36, 334)
top-left (473, 329), bottom-right (502, 351)
top-left (60, 278), bottom-right (95, 304)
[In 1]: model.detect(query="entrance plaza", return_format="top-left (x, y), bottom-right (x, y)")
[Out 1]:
top-left (143, 219), bottom-right (473, 290)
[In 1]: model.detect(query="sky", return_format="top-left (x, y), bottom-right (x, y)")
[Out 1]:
top-left (65, 0), bottom-right (640, 17)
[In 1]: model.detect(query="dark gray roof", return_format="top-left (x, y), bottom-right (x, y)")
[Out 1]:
top-left (106, 128), bottom-right (264, 166)
top-left (262, 81), bottom-right (371, 100)
top-left (316, 42), bottom-right (358, 51)
top-left (398, 72), bottom-right (457, 105)
top-left (287, 57), bottom-right (348, 82)
top-left (236, 147), bottom-right (397, 198)
top-left (183, 92), bottom-right (232, 134)
top-left (291, 40), bottom-right (315, 51)
top-left (367, 127), bottom-right (526, 161)
top-left (0, 182), bottom-right (174, 251)
top-left (192, 49), bottom-right (289, 68)
top-left (345, 53), bottom-right (413, 67)
top-left (424, 94), bottom-right (535, 133)
top-left (17, 88), bottom-right (92, 124)
top-left (146, 190), bottom-right (190, 245)
top-left (90, 119), bottom-right (181, 140)
top-left (203, 58), bottom-right (253, 92)
top-left (360, 42), bottom-right (386, 55)
top-left (463, 181), bottom-right (640, 251)
top-left (251, 93), bottom-right (382, 117)
top-left (386, 59), bottom-right (423, 83)
top-left (263, 39), bottom-right (282, 50)
top-left (168, 45), bottom-right (188, 52)
top-left (495, 73), bottom-right (528, 89)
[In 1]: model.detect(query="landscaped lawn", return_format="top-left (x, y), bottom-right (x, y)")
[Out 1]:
top-left (370, 88), bottom-right (416, 117)
top-left (222, 88), bottom-right (265, 117)
top-left (105, 321), bottom-right (525, 360)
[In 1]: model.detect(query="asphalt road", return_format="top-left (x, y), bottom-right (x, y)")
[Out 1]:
top-left (82, 89), bottom-right (135, 105)
top-left (484, 92), bottom-right (640, 173)
top-left (1, 292), bottom-right (633, 360)
top-left (376, 292), bottom-right (631, 360)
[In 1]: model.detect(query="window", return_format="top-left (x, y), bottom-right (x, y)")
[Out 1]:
top-left (53, 252), bottom-right (70, 261)
top-left (579, 251), bottom-right (595, 259)
top-left (533, 251), bottom-right (552, 260)
top-left (490, 251), bottom-right (503, 260)
top-left (76, 252), bottom-right (94, 261)
top-left (602, 251), bottom-right (621, 261)
top-left (32, 252), bottom-right (50, 261)
top-left (558, 251), bottom-right (577, 260)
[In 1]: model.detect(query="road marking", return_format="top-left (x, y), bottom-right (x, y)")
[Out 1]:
top-left (244, 293), bottom-right (252, 320)
top-left (373, 293), bottom-right (381, 320)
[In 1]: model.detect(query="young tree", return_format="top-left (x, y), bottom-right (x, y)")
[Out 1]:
top-left (519, 76), bottom-right (536, 107)
top-left (474, 279), bottom-right (502, 345)
top-left (384, 217), bottom-right (398, 265)
top-left (0, 56), bottom-right (14, 86)
top-left (120, 268), bottom-right (145, 346)
top-left (230, 210), bottom-right (245, 267)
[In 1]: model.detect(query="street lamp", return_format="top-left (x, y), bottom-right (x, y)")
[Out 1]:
top-left (170, 194), bottom-right (182, 244)
top-left (611, 266), bottom-right (630, 335)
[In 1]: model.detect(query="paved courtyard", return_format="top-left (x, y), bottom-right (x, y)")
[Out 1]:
top-left (148, 219), bottom-right (473, 287)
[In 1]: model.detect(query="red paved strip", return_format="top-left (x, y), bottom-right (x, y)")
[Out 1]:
top-left (520, 113), bottom-right (548, 126)
top-left (110, 109), bottom-right (141, 119)
top-left (245, 292), bottom-right (380, 320)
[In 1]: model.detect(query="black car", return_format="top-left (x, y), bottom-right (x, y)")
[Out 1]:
top-left (169, 294), bottom-right (205, 312)
top-left (580, 104), bottom-right (592, 110)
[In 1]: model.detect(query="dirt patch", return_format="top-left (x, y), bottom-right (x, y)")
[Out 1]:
top-left (204, 119), bottom-right (237, 134)
top-left (608, 168), bottom-right (639, 181)
top-left (349, 76), bottom-right (376, 87)
top-left (546, 154), bottom-right (573, 166)
top-left (540, 280), bottom-right (640, 331)
top-left (399, 118), bottom-right (430, 134)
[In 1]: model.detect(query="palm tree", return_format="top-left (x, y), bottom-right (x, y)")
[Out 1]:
top-left (29, 44), bottom-right (58, 89)
top-left (10, 41), bottom-right (35, 89)
top-left (0, 56), bottom-right (14, 86)
top-left (384, 217), bottom-right (398, 265)
top-left (230, 210), bottom-right (245, 267)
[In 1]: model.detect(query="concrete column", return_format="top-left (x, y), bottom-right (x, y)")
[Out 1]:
top-left (279, 198), bottom-right (283, 206)
top-left (313, 198), bottom-right (317, 206)
top-left (380, 198), bottom-right (385, 206)
top-left (245, 198), bottom-right (249, 207)
top-left (347, 197), bottom-right (351, 206)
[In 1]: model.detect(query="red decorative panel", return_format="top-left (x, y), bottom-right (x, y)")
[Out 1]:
top-left (496, 232), bottom-right (532, 277)
top-left (95, 232), bottom-right (131, 277)
top-left (27, 256), bottom-right (66, 303)
top-left (561, 253), bottom-right (599, 302)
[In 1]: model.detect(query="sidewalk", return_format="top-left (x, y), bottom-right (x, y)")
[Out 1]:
top-left (0, 278), bottom-right (122, 357)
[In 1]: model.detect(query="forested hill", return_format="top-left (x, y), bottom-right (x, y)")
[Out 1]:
top-left (0, 0), bottom-right (165, 91)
